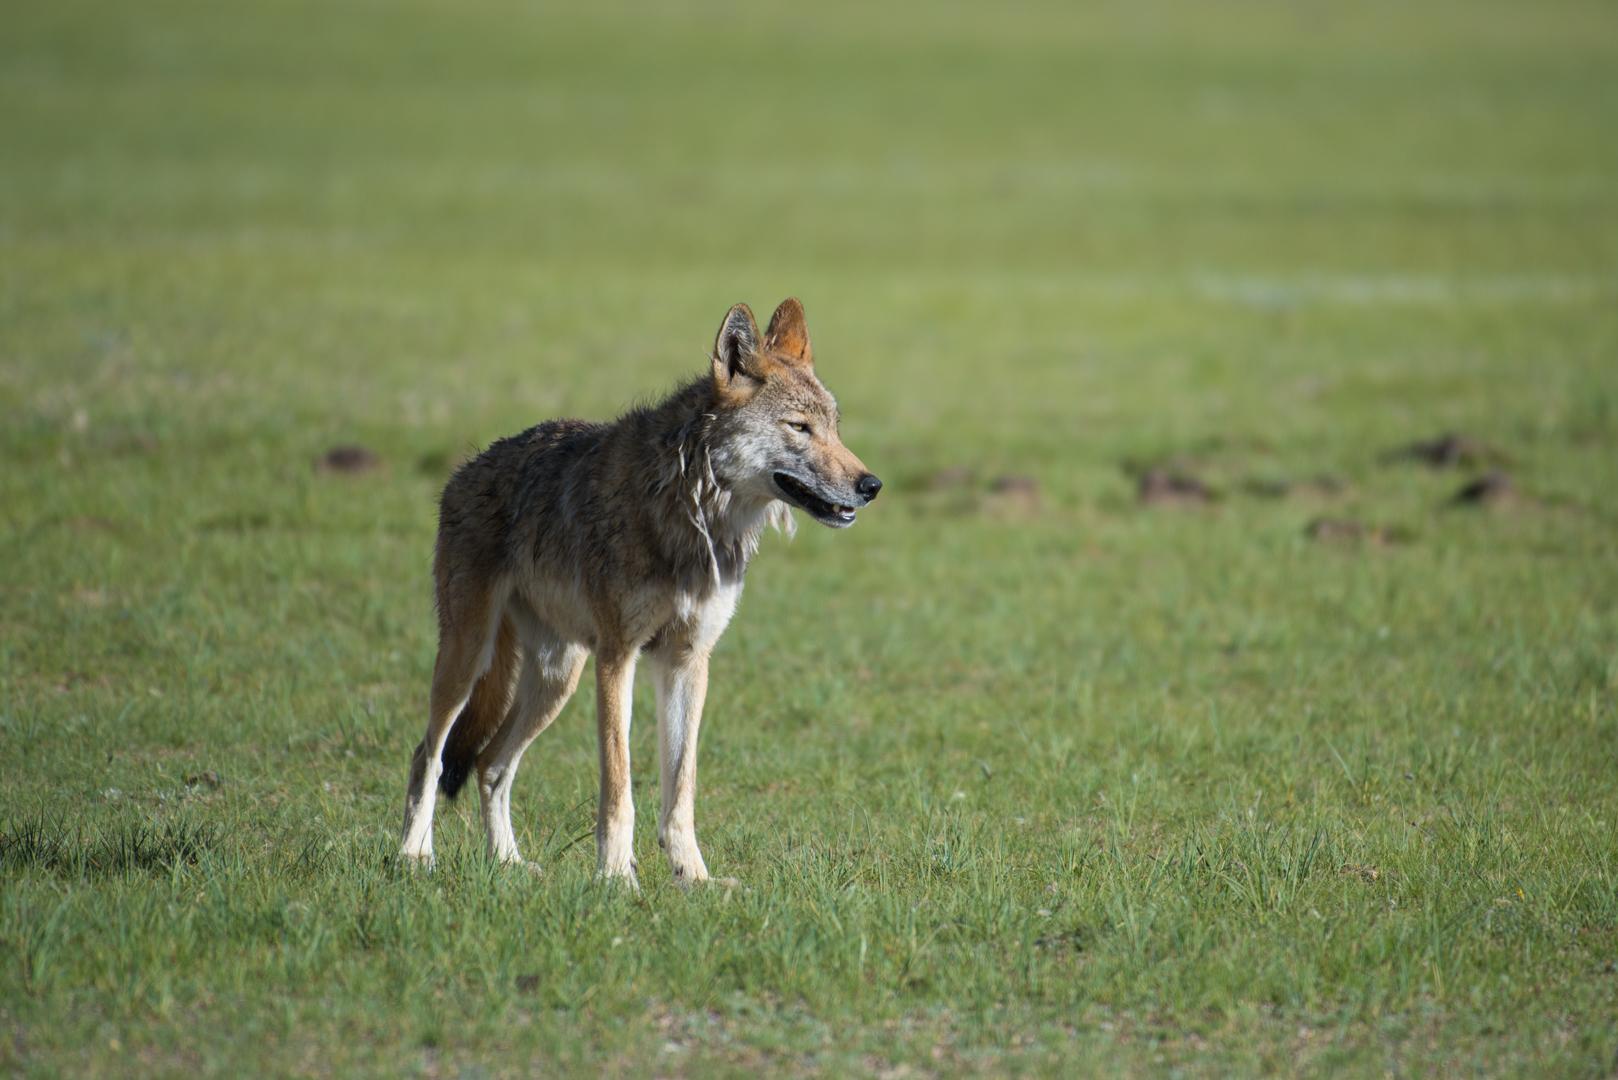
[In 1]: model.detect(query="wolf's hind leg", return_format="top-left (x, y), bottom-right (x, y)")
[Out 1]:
top-left (477, 643), bottom-right (588, 865)
top-left (399, 583), bottom-right (507, 866)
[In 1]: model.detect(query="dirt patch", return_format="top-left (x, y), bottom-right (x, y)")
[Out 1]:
top-left (919, 469), bottom-right (1043, 517)
top-left (1242, 474), bottom-right (1349, 500)
top-left (184, 771), bottom-right (222, 791)
top-left (925, 466), bottom-right (978, 492)
top-left (1450, 470), bottom-right (1516, 507)
top-left (983, 474), bottom-right (1042, 516)
top-left (1384, 432), bottom-right (1504, 469)
top-left (1138, 467), bottom-right (1212, 506)
top-left (1305, 517), bottom-right (1401, 546)
top-left (314, 445), bottom-right (383, 475)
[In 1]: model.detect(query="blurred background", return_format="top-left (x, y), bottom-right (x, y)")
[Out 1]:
top-left (6, 0), bottom-right (1615, 708)
top-left (8, 0), bottom-right (1616, 476)
top-left (3, 0), bottom-right (1617, 1071)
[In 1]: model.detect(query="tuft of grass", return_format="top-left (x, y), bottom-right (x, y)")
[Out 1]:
top-left (0, 816), bottom-right (216, 878)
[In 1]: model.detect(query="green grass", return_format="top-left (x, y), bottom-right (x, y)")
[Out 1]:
top-left (4, 0), bottom-right (1618, 1074)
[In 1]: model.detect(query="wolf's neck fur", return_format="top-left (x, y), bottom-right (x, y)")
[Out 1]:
top-left (644, 379), bottom-right (793, 590)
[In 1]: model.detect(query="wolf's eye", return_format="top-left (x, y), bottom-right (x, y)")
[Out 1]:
top-left (786, 421), bottom-right (812, 435)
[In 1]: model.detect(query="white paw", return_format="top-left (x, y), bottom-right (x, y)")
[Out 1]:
top-left (664, 833), bottom-right (710, 889)
top-left (598, 820), bottom-right (638, 889)
top-left (597, 860), bottom-right (640, 891)
top-left (398, 848), bottom-right (435, 871)
top-left (675, 869), bottom-right (739, 892)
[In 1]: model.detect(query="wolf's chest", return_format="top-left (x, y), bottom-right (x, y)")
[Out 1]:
top-left (634, 579), bottom-right (745, 656)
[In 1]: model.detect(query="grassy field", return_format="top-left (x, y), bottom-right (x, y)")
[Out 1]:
top-left (4, 0), bottom-right (1618, 1074)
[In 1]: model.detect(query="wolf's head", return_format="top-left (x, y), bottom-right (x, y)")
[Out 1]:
top-left (705, 298), bottom-right (881, 529)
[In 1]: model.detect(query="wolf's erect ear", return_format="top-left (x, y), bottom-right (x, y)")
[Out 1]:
top-left (764, 297), bottom-right (812, 366)
top-left (712, 303), bottom-right (763, 397)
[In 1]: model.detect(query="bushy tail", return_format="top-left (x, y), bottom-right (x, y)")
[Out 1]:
top-left (437, 616), bottom-right (520, 800)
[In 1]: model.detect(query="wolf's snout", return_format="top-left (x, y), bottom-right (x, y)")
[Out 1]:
top-left (856, 474), bottom-right (883, 503)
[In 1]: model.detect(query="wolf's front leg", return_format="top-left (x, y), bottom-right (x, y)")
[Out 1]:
top-left (593, 648), bottom-right (639, 888)
top-left (653, 651), bottom-right (713, 887)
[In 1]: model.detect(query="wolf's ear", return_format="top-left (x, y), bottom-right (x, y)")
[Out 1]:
top-left (764, 297), bottom-right (812, 366)
top-left (712, 302), bottom-right (763, 396)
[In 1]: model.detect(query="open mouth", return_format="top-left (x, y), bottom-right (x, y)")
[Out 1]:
top-left (773, 472), bottom-right (857, 527)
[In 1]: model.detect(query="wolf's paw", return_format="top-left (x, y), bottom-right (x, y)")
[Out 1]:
top-left (397, 849), bottom-right (435, 872)
top-left (597, 869), bottom-right (641, 893)
top-left (679, 874), bottom-right (737, 893)
top-left (501, 858), bottom-right (544, 878)
top-left (664, 834), bottom-right (709, 890)
top-left (596, 858), bottom-right (640, 893)
top-left (671, 864), bottom-right (737, 892)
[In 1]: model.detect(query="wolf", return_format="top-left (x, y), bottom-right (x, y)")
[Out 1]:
top-left (397, 298), bottom-right (881, 888)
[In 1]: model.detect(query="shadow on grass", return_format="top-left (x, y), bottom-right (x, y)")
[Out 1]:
top-left (0, 815), bottom-right (215, 878)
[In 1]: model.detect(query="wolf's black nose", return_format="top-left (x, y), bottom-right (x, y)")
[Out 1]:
top-left (856, 474), bottom-right (883, 502)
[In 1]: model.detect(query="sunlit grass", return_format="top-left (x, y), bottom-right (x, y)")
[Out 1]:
top-left (2, 0), bottom-right (1616, 1074)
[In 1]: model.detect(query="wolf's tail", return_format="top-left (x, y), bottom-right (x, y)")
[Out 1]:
top-left (437, 615), bottom-right (520, 800)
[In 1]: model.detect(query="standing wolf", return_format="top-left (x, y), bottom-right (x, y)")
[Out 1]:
top-left (398, 298), bottom-right (881, 888)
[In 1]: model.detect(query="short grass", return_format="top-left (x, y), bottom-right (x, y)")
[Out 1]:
top-left (3, 0), bottom-right (1618, 1074)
